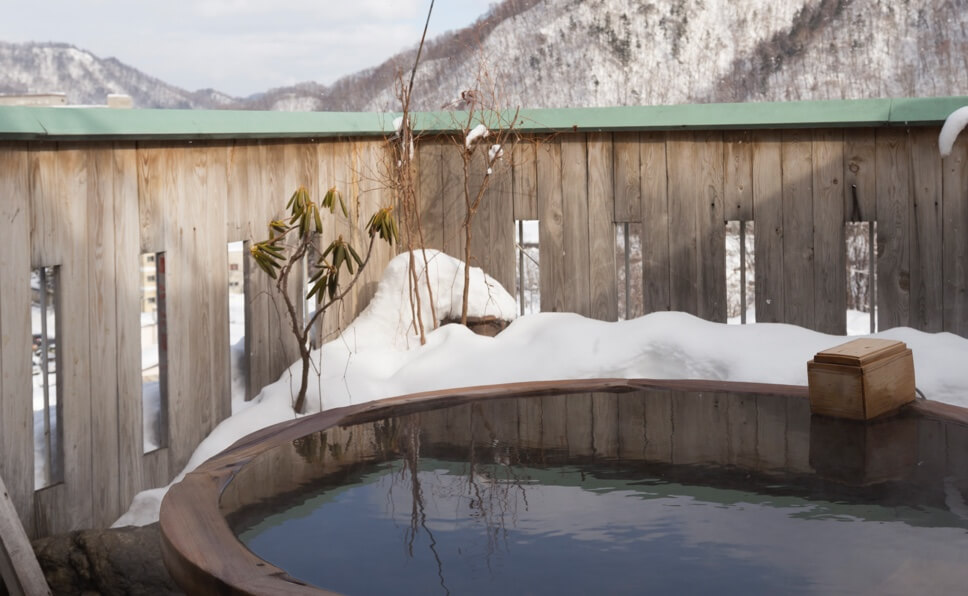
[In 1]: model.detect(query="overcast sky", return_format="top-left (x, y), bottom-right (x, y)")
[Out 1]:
top-left (1, 1), bottom-right (495, 97)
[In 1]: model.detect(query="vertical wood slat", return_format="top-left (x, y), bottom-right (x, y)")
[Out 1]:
top-left (724, 131), bottom-right (754, 221)
top-left (909, 128), bottom-right (944, 332)
top-left (487, 149), bottom-right (516, 294)
top-left (537, 139), bottom-right (565, 313)
top-left (112, 143), bottom-right (144, 510)
top-left (468, 149), bottom-right (491, 275)
top-left (440, 138), bottom-right (465, 261)
top-left (844, 129), bottom-right (877, 222)
top-left (355, 140), bottom-right (389, 310)
top-left (31, 144), bottom-right (94, 535)
top-left (666, 132), bottom-right (699, 315)
top-left (612, 132), bottom-right (641, 223)
top-left (560, 135), bottom-right (590, 315)
top-left (206, 143), bottom-right (231, 429)
top-left (781, 130), bottom-right (814, 329)
top-left (0, 145), bottom-right (34, 536)
top-left (87, 147), bottom-right (121, 527)
top-left (640, 132), bottom-right (669, 313)
top-left (239, 141), bottom-right (275, 401)
top-left (164, 145), bottom-right (199, 474)
top-left (942, 133), bottom-right (968, 336)
top-left (812, 130), bottom-right (847, 334)
top-left (696, 131), bottom-right (726, 322)
top-left (587, 133), bottom-right (618, 321)
top-left (511, 140), bottom-right (538, 220)
top-left (875, 128), bottom-right (912, 330)
top-left (314, 141), bottom-right (341, 344)
top-left (752, 131), bottom-right (784, 323)
top-left (415, 139), bottom-right (444, 251)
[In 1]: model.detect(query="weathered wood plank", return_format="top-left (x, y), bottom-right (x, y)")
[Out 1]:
top-left (640, 132), bottom-right (670, 313)
top-left (537, 139), bottom-right (565, 313)
top-left (666, 132), bottom-right (699, 315)
top-left (565, 394), bottom-right (594, 457)
top-left (612, 132), bottom-right (641, 223)
top-left (724, 130), bottom-right (754, 221)
top-left (875, 128), bottom-right (912, 330)
top-left (617, 392), bottom-right (646, 458)
top-left (672, 392), bottom-right (727, 465)
top-left (643, 390), bottom-right (673, 461)
top-left (487, 147), bottom-right (516, 294)
top-left (755, 394), bottom-right (787, 469)
top-left (224, 141), bottom-right (246, 242)
top-left (560, 135), bottom-right (590, 315)
top-left (512, 140), bottom-right (538, 220)
top-left (264, 142), bottom-right (302, 385)
top-left (467, 148), bottom-right (491, 274)
top-left (941, 129), bottom-right (968, 337)
top-left (87, 146), bottom-right (122, 527)
top-left (0, 471), bottom-right (51, 594)
top-left (136, 144), bottom-right (169, 254)
top-left (812, 129), bottom-right (847, 335)
top-left (206, 143), bottom-right (232, 428)
top-left (31, 143), bottom-right (94, 535)
top-left (111, 142), bottom-right (145, 508)
top-left (0, 146), bottom-right (34, 536)
top-left (909, 128), bottom-right (944, 332)
top-left (587, 132), bottom-right (618, 321)
top-left (314, 141), bottom-right (341, 344)
top-left (440, 138), bottom-right (466, 261)
top-left (752, 131), bottom-right (784, 323)
top-left (242, 141), bottom-right (275, 400)
top-left (329, 140), bottom-right (358, 327)
top-left (591, 392), bottom-right (619, 458)
top-left (165, 145), bottom-right (207, 474)
top-left (696, 131), bottom-right (725, 322)
top-left (415, 139), bottom-right (444, 251)
top-left (844, 129), bottom-right (877, 222)
top-left (781, 130), bottom-right (814, 329)
top-left (355, 140), bottom-right (392, 310)
top-left (726, 393), bottom-right (758, 467)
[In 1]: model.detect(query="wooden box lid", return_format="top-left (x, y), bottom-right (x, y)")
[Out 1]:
top-left (813, 338), bottom-right (907, 367)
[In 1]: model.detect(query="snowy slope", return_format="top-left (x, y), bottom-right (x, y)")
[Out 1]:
top-left (353, 0), bottom-right (968, 111)
top-left (0, 42), bottom-right (237, 108)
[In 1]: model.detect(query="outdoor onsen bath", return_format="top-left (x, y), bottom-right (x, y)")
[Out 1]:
top-left (160, 379), bottom-right (968, 595)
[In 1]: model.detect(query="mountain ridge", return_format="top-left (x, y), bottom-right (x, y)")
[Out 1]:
top-left (1, 0), bottom-right (965, 112)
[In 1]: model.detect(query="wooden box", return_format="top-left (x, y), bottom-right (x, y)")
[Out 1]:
top-left (807, 338), bottom-right (916, 420)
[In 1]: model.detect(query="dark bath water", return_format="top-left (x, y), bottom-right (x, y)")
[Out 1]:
top-left (224, 390), bottom-right (968, 595)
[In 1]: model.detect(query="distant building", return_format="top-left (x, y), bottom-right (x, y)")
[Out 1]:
top-left (0, 93), bottom-right (67, 106)
top-left (0, 92), bottom-right (133, 108)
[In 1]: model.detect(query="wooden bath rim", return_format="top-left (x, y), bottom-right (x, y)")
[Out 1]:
top-left (157, 377), bottom-right (967, 595)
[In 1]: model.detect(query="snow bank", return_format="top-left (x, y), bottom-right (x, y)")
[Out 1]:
top-left (114, 250), bottom-right (968, 528)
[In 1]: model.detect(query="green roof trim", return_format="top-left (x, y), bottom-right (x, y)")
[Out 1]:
top-left (1, 96), bottom-right (966, 141)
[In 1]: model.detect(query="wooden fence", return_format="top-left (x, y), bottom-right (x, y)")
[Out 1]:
top-left (0, 101), bottom-right (966, 538)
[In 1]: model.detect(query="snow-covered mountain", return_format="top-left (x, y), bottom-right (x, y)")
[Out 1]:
top-left (0, 41), bottom-right (237, 109)
top-left (348, 0), bottom-right (968, 111)
top-left (2, 0), bottom-right (966, 111)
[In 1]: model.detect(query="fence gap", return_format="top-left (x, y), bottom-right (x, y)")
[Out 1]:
top-left (31, 266), bottom-right (63, 490)
top-left (141, 252), bottom-right (168, 453)
top-left (845, 221), bottom-right (877, 334)
top-left (228, 241), bottom-right (247, 406)
top-left (515, 220), bottom-right (540, 315)
top-left (616, 222), bottom-right (643, 320)
top-left (726, 221), bottom-right (755, 324)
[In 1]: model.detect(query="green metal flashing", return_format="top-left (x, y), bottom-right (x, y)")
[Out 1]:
top-left (0, 96), bottom-right (965, 141)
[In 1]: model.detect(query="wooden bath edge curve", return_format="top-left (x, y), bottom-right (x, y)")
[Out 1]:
top-left (157, 377), bottom-right (967, 595)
